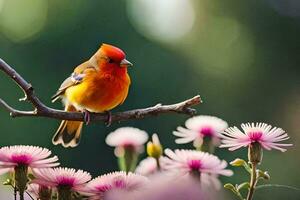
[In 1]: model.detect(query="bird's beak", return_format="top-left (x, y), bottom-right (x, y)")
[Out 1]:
top-left (120, 59), bottom-right (133, 67)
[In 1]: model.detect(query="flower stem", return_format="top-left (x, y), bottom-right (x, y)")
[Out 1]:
top-left (20, 192), bottom-right (24, 200)
top-left (155, 157), bottom-right (161, 170)
top-left (14, 185), bottom-right (17, 200)
top-left (14, 165), bottom-right (28, 200)
top-left (57, 186), bottom-right (72, 200)
top-left (247, 163), bottom-right (257, 200)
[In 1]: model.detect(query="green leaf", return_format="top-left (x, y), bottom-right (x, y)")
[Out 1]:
top-left (224, 183), bottom-right (245, 200)
top-left (230, 158), bottom-right (246, 167)
top-left (230, 158), bottom-right (251, 173)
top-left (224, 183), bottom-right (236, 192)
top-left (237, 182), bottom-right (250, 191)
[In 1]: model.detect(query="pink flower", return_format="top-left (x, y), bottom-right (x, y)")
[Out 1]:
top-left (33, 167), bottom-right (91, 192)
top-left (105, 173), bottom-right (218, 200)
top-left (0, 145), bottom-right (59, 175)
top-left (135, 157), bottom-right (158, 176)
top-left (220, 123), bottom-right (293, 152)
top-left (106, 127), bottom-right (149, 155)
top-left (82, 171), bottom-right (148, 200)
top-left (161, 149), bottom-right (233, 177)
top-left (173, 115), bottom-right (228, 147)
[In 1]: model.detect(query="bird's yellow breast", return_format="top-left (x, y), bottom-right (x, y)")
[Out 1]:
top-left (65, 72), bottom-right (130, 113)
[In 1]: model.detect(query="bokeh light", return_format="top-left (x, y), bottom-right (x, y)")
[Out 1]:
top-left (126, 0), bottom-right (196, 43)
top-left (186, 15), bottom-right (255, 74)
top-left (0, 0), bottom-right (48, 42)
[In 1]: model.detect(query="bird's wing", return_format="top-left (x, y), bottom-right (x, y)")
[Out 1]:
top-left (51, 73), bottom-right (84, 102)
top-left (51, 61), bottom-right (97, 102)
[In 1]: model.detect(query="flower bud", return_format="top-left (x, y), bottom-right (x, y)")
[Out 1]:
top-left (258, 170), bottom-right (270, 180)
top-left (248, 142), bottom-right (263, 164)
top-left (230, 158), bottom-right (247, 167)
top-left (147, 134), bottom-right (163, 159)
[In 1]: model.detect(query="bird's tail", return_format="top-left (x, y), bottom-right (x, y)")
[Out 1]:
top-left (52, 104), bottom-right (83, 148)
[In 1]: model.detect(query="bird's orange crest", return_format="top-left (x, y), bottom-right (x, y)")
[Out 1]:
top-left (100, 43), bottom-right (125, 62)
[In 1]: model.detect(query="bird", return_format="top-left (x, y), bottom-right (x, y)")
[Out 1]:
top-left (51, 44), bottom-right (132, 148)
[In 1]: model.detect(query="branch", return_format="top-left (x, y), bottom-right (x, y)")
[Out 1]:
top-left (0, 58), bottom-right (202, 123)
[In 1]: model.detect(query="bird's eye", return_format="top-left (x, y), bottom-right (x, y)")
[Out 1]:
top-left (108, 58), bottom-right (114, 63)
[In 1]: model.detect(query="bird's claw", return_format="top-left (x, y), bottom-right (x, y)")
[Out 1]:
top-left (83, 110), bottom-right (91, 125)
top-left (105, 111), bottom-right (112, 127)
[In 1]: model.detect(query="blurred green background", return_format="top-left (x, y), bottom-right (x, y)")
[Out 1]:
top-left (0, 0), bottom-right (299, 199)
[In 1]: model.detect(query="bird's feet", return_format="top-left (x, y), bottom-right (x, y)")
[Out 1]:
top-left (105, 111), bottom-right (112, 127)
top-left (83, 109), bottom-right (91, 125)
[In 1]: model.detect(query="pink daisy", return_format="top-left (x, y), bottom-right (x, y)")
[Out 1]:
top-left (33, 167), bottom-right (91, 192)
top-left (161, 149), bottom-right (233, 177)
top-left (82, 171), bottom-right (148, 200)
top-left (0, 145), bottom-right (59, 175)
top-left (173, 115), bottom-right (228, 147)
top-left (106, 127), bottom-right (149, 155)
top-left (220, 123), bottom-right (292, 152)
top-left (135, 157), bottom-right (158, 176)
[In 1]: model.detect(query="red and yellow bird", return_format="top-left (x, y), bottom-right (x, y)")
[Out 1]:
top-left (51, 44), bottom-right (132, 148)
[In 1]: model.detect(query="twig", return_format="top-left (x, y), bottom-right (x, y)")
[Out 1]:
top-left (0, 58), bottom-right (202, 123)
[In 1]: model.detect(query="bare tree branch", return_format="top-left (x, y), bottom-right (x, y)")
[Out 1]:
top-left (0, 58), bottom-right (202, 123)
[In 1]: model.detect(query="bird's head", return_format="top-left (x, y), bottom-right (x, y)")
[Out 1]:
top-left (89, 43), bottom-right (133, 73)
